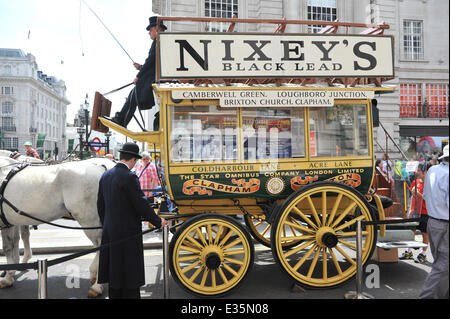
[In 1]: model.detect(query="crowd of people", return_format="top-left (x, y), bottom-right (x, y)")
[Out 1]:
top-left (376, 145), bottom-right (448, 299)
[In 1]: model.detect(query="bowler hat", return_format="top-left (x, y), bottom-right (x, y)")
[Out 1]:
top-left (146, 16), bottom-right (167, 31)
top-left (119, 142), bottom-right (142, 159)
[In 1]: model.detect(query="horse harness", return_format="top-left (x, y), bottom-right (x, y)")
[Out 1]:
top-left (0, 163), bottom-right (30, 228)
top-left (0, 162), bottom-right (106, 230)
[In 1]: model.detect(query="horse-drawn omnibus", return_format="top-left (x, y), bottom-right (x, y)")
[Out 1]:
top-left (96, 16), bottom-right (395, 297)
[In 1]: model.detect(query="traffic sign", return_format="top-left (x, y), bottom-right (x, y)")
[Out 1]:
top-left (89, 137), bottom-right (102, 152)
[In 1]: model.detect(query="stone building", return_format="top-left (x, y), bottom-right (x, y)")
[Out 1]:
top-left (152, 0), bottom-right (449, 159)
top-left (0, 48), bottom-right (69, 159)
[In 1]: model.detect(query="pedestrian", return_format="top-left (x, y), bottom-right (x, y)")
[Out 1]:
top-left (419, 145), bottom-right (449, 299)
top-left (400, 162), bottom-right (430, 262)
top-left (97, 142), bottom-right (168, 299)
top-left (23, 141), bottom-right (40, 159)
top-left (105, 153), bottom-right (115, 160)
top-left (107, 16), bottom-right (167, 129)
top-left (381, 153), bottom-right (393, 178)
top-left (134, 151), bottom-right (159, 197)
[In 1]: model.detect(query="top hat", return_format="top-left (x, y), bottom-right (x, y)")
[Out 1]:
top-left (119, 142), bottom-right (142, 159)
top-left (439, 144), bottom-right (449, 160)
top-left (146, 16), bottom-right (167, 31)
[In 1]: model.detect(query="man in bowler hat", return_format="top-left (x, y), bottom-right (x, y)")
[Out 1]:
top-left (97, 142), bottom-right (168, 299)
top-left (108, 16), bottom-right (167, 129)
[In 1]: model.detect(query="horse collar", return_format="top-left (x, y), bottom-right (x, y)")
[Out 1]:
top-left (0, 163), bottom-right (30, 228)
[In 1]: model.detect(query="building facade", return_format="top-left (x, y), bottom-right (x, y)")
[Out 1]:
top-left (152, 0), bottom-right (449, 159)
top-left (0, 48), bottom-right (70, 159)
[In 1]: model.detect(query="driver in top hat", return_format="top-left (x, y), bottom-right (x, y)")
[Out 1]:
top-left (107, 16), bottom-right (167, 129)
top-left (97, 142), bottom-right (168, 299)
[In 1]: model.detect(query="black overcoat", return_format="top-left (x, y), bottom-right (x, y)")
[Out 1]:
top-left (97, 163), bottom-right (162, 289)
top-left (135, 40), bottom-right (156, 110)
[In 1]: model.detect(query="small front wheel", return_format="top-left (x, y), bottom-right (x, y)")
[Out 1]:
top-left (169, 213), bottom-right (254, 297)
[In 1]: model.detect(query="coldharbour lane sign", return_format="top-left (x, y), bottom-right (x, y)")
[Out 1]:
top-left (171, 89), bottom-right (375, 107)
top-left (158, 33), bottom-right (394, 79)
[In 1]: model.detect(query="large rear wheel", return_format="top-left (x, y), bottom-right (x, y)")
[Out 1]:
top-left (271, 182), bottom-right (377, 289)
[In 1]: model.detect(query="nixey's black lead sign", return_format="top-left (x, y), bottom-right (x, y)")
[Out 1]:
top-left (158, 33), bottom-right (394, 79)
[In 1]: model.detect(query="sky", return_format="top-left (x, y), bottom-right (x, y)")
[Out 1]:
top-left (0, 0), bottom-right (155, 135)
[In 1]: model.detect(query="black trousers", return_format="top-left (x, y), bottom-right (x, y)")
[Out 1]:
top-left (115, 88), bottom-right (138, 128)
top-left (108, 286), bottom-right (141, 299)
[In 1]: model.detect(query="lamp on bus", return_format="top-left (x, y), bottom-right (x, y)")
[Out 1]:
top-left (371, 99), bottom-right (379, 127)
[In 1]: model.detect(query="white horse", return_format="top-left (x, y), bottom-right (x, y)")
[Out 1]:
top-left (0, 157), bottom-right (115, 297)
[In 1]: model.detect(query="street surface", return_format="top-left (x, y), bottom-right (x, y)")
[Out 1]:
top-left (0, 241), bottom-right (432, 300)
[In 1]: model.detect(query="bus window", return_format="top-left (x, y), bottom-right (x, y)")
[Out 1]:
top-left (242, 108), bottom-right (305, 160)
top-left (309, 104), bottom-right (368, 157)
top-left (170, 105), bottom-right (238, 163)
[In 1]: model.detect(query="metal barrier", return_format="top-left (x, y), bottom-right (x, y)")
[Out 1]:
top-left (163, 224), bottom-right (170, 299)
top-left (0, 226), bottom-right (168, 299)
top-left (344, 219), bottom-right (374, 299)
top-left (345, 217), bottom-right (421, 299)
top-left (37, 259), bottom-right (47, 299)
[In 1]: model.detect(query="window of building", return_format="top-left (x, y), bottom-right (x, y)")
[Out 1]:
top-left (1, 116), bottom-right (16, 131)
top-left (400, 83), bottom-right (448, 118)
top-left (170, 105), bottom-right (238, 162)
top-left (403, 20), bottom-right (424, 60)
top-left (205, 0), bottom-right (238, 32)
top-left (309, 104), bottom-right (369, 157)
top-left (1, 87), bottom-right (14, 95)
top-left (242, 108), bottom-right (305, 160)
top-left (307, 0), bottom-right (337, 33)
top-left (1, 101), bottom-right (14, 114)
top-left (3, 65), bottom-right (12, 75)
top-left (425, 84), bottom-right (449, 118)
top-left (1, 137), bottom-right (19, 150)
top-left (400, 83), bottom-right (422, 117)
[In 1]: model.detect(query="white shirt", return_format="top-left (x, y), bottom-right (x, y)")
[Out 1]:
top-left (423, 161), bottom-right (449, 220)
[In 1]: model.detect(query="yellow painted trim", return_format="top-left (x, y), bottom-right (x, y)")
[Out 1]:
top-left (373, 194), bottom-right (386, 238)
top-left (161, 92), bottom-right (175, 200)
top-left (98, 117), bottom-right (162, 146)
top-left (168, 159), bottom-right (373, 174)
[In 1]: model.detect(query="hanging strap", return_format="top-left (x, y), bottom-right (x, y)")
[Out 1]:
top-left (138, 162), bottom-right (151, 179)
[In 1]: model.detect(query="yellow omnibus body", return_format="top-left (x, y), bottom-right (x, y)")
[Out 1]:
top-left (98, 16), bottom-right (395, 297)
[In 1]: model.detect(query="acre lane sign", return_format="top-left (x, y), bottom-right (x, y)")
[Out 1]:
top-left (171, 89), bottom-right (375, 107)
top-left (158, 33), bottom-right (394, 79)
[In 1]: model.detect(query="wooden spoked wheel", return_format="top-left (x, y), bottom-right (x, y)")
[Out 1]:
top-left (169, 213), bottom-right (254, 297)
top-left (271, 182), bottom-right (377, 289)
top-left (244, 213), bottom-right (272, 247)
top-left (244, 213), bottom-right (303, 249)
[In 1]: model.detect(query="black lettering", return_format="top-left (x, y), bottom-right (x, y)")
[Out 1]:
top-left (221, 40), bottom-right (234, 61)
top-left (276, 63), bottom-right (285, 71)
top-left (223, 63), bottom-right (232, 71)
top-left (280, 41), bottom-right (304, 61)
top-left (312, 41), bottom-right (340, 61)
top-left (243, 40), bottom-right (271, 61)
top-left (175, 40), bottom-right (211, 71)
top-left (333, 63), bottom-right (342, 70)
top-left (353, 41), bottom-right (377, 71)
